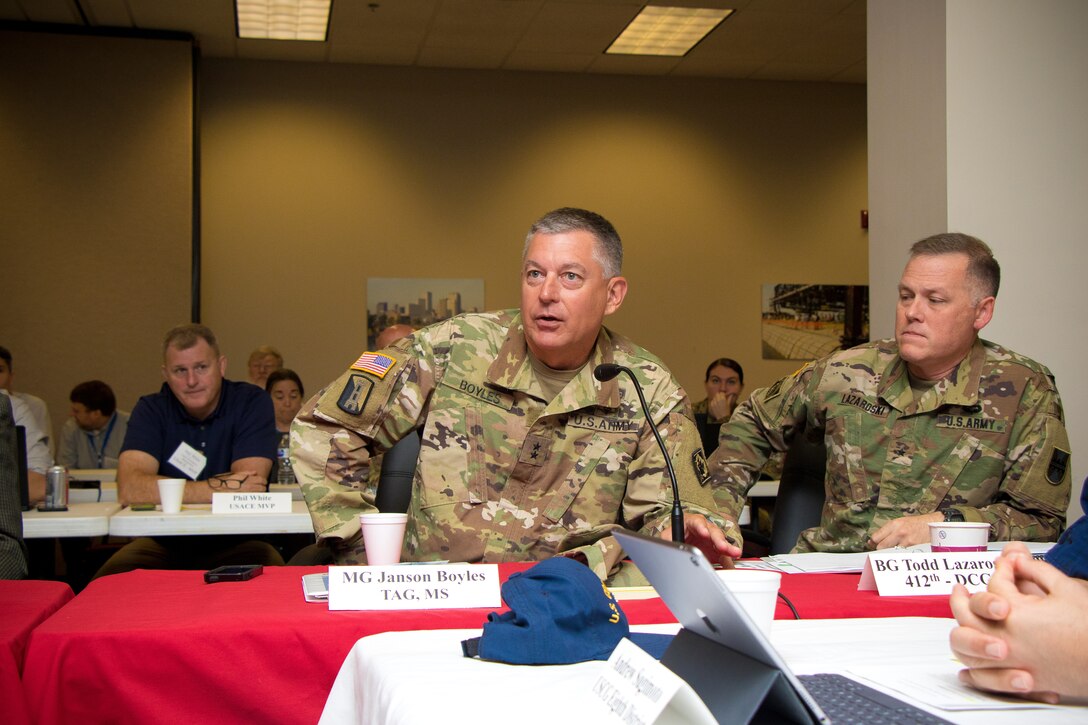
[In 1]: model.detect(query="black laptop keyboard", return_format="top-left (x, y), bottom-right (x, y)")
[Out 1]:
top-left (798, 673), bottom-right (951, 724)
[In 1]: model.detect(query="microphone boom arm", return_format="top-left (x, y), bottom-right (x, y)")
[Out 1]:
top-left (595, 364), bottom-right (685, 543)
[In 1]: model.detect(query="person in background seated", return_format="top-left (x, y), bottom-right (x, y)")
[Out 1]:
top-left (58, 380), bottom-right (130, 470)
top-left (950, 542), bottom-right (1088, 703)
top-left (0, 388), bottom-right (49, 505)
top-left (247, 345), bottom-right (283, 389)
top-left (709, 233), bottom-right (1071, 556)
top-left (692, 357), bottom-right (744, 455)
top-left (375, 324), bottom-right (416, 351)
top-left (292, 207), bottom-right (738, 580)
top-left (266, 369), bottom-right (304, 484)
top-left (94, 324), bottom-right (283, 577)
top-left (0, 394), bottom-right (29, 578)
top-left (0, 345), bottom-right (54, 456)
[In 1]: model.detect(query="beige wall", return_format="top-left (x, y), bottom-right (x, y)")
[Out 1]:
top-left (200, 59), bottom-right (868, 403)
top-left (0, 31), bottom-right (192, 442)
top-left (0, 30), bottom-right (866, 437)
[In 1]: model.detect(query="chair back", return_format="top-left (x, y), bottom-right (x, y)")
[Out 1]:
top-left (694, 412), bottom-right (722, 455)
top-left (1, 398), bottom-right (30, 578)
top-left (769, 425), bottom-right (827, 554)
top-left (15, 425), bottom-right (30, 512)
top-left (374, 431), bottom-right (421, 514)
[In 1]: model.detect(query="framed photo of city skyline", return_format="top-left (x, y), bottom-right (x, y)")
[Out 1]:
top-left (761, 283), bottom-right (869, 360)
top-left (367, 278), bottom-right (485, 348)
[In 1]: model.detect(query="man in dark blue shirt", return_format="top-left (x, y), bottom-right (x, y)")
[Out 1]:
top-left (1045, 482), bottom-right (1088, 579)
top-left (95, 324), bottom-right (282, 576)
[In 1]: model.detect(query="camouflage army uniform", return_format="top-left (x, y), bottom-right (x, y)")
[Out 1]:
top-left (291, 310), bottom-right (727, 579)
top-left (709, 338), bottom-right (1071, 552)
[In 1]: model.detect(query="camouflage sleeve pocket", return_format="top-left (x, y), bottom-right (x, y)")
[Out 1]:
top-left (1013, 415), bottom-right (1072, 515)
top-left (828, 410), bottom-right (872, 503)
top-left (416, 405), bottom-right (483, 509)
top-left (933, 434), bottom-right (1004, 509)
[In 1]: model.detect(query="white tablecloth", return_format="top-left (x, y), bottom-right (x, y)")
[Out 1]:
top-left (320, 617), bottom-right (1088, 724)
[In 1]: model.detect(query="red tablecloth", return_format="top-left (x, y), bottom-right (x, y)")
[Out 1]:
top-left (21, 565), bottom-right (951, 725)
top-left (0, 580), bottom-right (74, 725)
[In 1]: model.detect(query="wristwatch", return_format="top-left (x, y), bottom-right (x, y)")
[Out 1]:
top-left (943, 508), bottom-right (965, 523)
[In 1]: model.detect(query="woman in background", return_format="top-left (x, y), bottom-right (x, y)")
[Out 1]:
top-left (692, 357), bottom-right (744, 454)
top-left (266, 369), bottom-right (303, 484)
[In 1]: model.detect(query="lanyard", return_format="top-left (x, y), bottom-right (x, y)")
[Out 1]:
top-left (85, 413), bottom-right (118, 468)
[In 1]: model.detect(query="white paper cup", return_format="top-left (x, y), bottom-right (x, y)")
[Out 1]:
top-left (929, 522), bottom-right (989, 552)
top-left (716, 570), bottom-right (781, 636)
top-left (157, 478), bottom-right (186, 514)
top-left (360, 513), bottom-right (408, 565)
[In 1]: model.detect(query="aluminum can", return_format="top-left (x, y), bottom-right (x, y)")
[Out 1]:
top-left (45, 465), bottom-right (69, 509)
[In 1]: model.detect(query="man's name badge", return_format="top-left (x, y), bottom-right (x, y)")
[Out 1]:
top-left (167, 441), bottom-right (206, 480)
top-left (859, 550), bottom-right (1000, 595)
top-left (212, 492), bottom-right (292, 514)
top-left (327, 564), bottom-right (501, 611)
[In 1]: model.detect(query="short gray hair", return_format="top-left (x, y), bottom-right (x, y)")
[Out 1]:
top-left (163, 323), bottom-right (220, 359)
top-left (523, 207), bottom-right (623, 278)
top-left (910, 232), bottom-right (1000, 300)
top-left (248, 345), bottom-right (283, 367)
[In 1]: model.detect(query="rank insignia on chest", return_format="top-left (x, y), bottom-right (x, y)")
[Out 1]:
top-left (338, 374), bottom-right (373, 415)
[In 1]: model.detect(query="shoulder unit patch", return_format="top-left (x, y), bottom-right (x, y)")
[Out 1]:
top-left (1047, 447), bottom-right (1070, 485)
top-left (337, 374), bottom-right (373, 415)
top-left (692, 449), bottom-right (710, 486)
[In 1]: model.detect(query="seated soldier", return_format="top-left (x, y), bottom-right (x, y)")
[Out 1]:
top-left (709, 233), bottom-right (1070, 556)
top-left (293, 208), bottom-right (738, 580)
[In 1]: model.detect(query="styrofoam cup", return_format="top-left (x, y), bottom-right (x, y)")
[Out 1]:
top-left (360, 513), bottom-right (408, 565)
top-left (157, 478), bottom-right (186, 514)
top-left (929, 522), bottom-right (989, 552)
top-left (716, 569), bottom-right (781, 635)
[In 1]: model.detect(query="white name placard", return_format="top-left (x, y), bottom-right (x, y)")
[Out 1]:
top-left (589, 638), bottom-right (716, 725)
top-left (327, 564), bottom-right (501, 611)
top-left (211, 491), bottom-right (292, 514)
top-left (859, 550), bottom-right (1000, 596)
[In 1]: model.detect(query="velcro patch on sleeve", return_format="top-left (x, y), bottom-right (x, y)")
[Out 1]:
top-left (1047, 447), bottom-right (1070, 485)
top-left (350, 351), bottom-right (397, 379)
top-left (692, 448), bottom-right (710, 486)
top-left (337, 374), bottom-right (373, 415)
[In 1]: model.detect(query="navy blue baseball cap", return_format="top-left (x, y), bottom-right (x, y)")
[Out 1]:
top-left (461, 556), bottom-right (671, 665)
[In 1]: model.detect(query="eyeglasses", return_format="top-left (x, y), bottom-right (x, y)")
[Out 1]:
top-left (209, 474), bottom-right (249, 490)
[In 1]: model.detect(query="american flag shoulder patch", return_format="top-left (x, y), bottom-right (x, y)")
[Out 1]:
top-left (350, 351), bottom-right (397, 379)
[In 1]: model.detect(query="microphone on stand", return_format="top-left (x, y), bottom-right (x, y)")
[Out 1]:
top-left (593, 363), bottom-right (684, 543)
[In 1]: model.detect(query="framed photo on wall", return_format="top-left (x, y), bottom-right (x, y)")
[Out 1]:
top-left (367, 278), bottom-right (485, 348)
top-left (761, 284), bottom-right (869, 360)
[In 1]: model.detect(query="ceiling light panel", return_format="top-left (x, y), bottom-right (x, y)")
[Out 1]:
top-left (607, 6), bottom-right (732, 57)
top-left (236, 0), bottom-right (332, 41)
